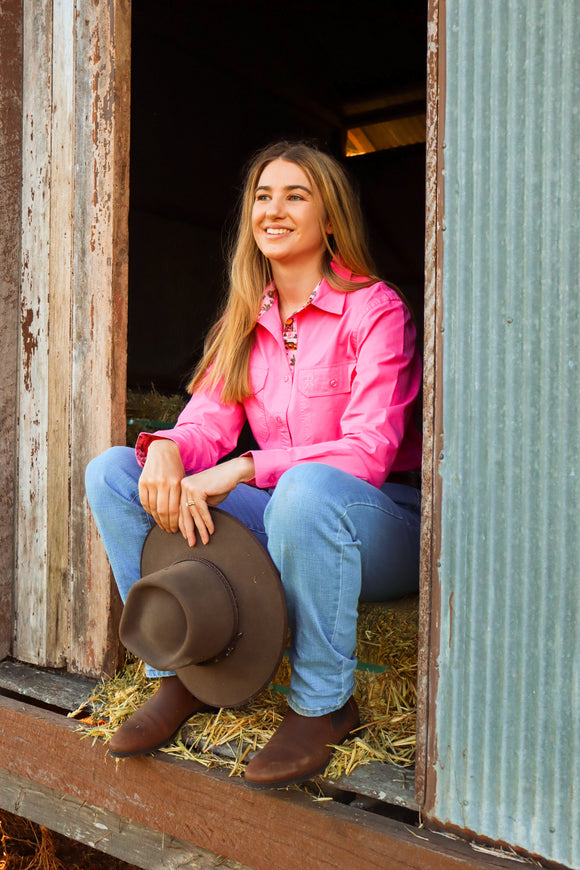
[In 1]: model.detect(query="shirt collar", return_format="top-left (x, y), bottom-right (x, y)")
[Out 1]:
top-left (257, 260), bottom-right (353, 324)
top-left (310, 276), bottom-right (346, 315)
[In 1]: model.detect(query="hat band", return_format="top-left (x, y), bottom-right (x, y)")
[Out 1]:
top-left (191, 558), bottom-right (240, 666)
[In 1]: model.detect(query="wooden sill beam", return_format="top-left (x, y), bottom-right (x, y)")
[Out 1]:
top-left (0, 694), bottom-right (520, 870)
top-left (1, 768), bottom-right (250, 870)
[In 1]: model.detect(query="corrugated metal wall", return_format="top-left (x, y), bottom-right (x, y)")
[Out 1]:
top-left (434, 1), bottom-right (580, 866)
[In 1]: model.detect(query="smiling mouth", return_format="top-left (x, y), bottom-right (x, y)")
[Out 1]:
top-left (265, 228), bottom-right (292, 235)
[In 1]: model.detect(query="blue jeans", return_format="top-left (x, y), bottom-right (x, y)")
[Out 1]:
top-left (85, 447), bottom-right (421, 716)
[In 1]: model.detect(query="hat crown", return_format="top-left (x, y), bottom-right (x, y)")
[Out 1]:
top-left (120, 511), bottom-right (287, 709)
top-left (120, 559), bottom-right (239, 671)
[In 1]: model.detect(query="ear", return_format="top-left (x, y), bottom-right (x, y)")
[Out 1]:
top-left (325, 218), bottom-right (333, 235)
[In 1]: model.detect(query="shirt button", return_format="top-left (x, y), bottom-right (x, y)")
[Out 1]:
top-left (329, 379), bottom-right (337, 387)
top-left (284, 375), bottom-right (289, 382)
top-left (276, 416), bottom-right (283, 425)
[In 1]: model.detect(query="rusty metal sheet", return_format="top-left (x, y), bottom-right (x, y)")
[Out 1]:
top-left (430, 1), bottom-right (580, 867)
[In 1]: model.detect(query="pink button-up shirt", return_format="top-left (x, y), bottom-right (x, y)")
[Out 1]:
top-left (135, 271), bottom-right (422, 489)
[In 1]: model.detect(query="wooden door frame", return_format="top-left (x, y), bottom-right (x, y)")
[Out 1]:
top-left (416, 0), bottom-right (445, 811)
top-left (0, 0), bottom-right (446, 814)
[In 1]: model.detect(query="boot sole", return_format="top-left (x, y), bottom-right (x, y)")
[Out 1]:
top-left (108, 721), bottom-right (187, 758)
top-left (244, 760), bottom-right (329, 790)
top-left (243, 720), bottom-right (361, 790)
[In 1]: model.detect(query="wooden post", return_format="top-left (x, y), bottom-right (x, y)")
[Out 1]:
top-left (16, 0), bottom-right (55, 665)
top-left (14, 0), bottom-right (131, 675)
top-left (69, 0), bottom-right (131, 676)
top-left (0, 0), bottom-right (23, 659)
top-left (416, 0), bottom-right (445, 809)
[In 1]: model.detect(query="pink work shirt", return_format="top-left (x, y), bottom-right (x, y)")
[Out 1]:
top-left (135, 270), bottom-right (422, 490)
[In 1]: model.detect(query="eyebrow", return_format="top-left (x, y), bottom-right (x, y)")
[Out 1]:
top-left (255, 184), bottom-right (312, 194)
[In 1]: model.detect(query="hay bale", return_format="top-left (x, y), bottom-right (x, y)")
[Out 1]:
top-left (125, 387), bottom-right (186, 446)
top-left (79, 596), bottom-right (419, 779)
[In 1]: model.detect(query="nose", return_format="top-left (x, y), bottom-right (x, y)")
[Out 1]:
top-left (265, 193), bottom-right (286, 219)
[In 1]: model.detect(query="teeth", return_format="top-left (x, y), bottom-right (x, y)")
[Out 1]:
top-left (266, 228), bottom-right (291, 235)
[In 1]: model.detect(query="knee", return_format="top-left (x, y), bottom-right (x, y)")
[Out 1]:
top-left (85, 446), bottom-right (136, 504)
top-left (265, 463), bottom-right (345, 538)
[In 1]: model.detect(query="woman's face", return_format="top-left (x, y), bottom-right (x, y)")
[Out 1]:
top-left (252, 159), bottom-right (331, 272)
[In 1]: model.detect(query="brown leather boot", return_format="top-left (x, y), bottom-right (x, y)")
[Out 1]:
top-left (244, 696), bottom-right (360, 788)
top-left (108, 675), bottom-right (211, 758)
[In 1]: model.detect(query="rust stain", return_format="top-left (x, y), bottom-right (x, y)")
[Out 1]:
top-left (92, 23), bottom-right (101, 66)
top-left (30, 434), bottom-right (40, 464)
top-left (448, 589), bottom-right (454, 648)
top-left (93, 156), bottom-right (99, 207)
top-left (21, 305), bottom-right (38, 391)
top-left (92, 24), bottom-right (101, 148)
top-left (84, 634), bottom-right (96, 670)
top-left (92, 74), bottom-right (99, 145)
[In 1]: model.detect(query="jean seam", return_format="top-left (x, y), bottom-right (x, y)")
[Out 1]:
top-left (332, 510), bottom-right (347, 698)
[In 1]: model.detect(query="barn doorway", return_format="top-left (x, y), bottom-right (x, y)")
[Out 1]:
top-left (125, 0), bottom-right (430, 798)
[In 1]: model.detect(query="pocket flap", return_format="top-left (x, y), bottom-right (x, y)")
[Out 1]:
top-left (298, 363), bottom-right (353, 397)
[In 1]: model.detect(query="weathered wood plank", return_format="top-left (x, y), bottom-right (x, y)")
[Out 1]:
top-left (46, 0), bottom-right (76, 664)
top-left (0, 0), bottom-right (22, 659)
top-left (15, 0), bottom-right (54, 665)
top-left (13, 0), bottom-right (130, 676)
top-left (0, 694), bottom-right (519, 870)
top-left (1, 768), bottom-right (252, 870)
top-left (327, 762), bottom-right (418, 811)
top-left (0, 660), bottom-right (96, 712)
top-left (190, 736), bottom-right (418, 810)
top-left (69, 0), bottom-right (131, 676)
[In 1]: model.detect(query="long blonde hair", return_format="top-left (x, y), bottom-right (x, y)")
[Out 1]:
top-left (187, 141), bottom-right (380, 403)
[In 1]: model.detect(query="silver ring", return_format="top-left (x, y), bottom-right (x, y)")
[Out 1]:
top-left (186, 501), bottom-right (195, 507)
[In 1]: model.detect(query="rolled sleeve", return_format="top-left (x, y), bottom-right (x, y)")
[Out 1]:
top-left (135, 386), bottom-right (245, 473)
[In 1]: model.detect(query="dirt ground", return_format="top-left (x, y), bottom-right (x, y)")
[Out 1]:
top-left (0, 810), bottom-right (139, 870)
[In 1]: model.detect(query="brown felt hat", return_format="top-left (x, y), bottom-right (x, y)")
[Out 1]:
top-left (119, 509), bottom-right (287, 708)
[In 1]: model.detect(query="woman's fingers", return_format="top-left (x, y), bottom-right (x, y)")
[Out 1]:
top-left (155, 482), bottom-right (182, 533)
top-left (178, 458), bottom-right (255, 546)
top-left (181, 493), bottom-right (215, 546)
top-left (139, 481), bottom-right (182, 533)
top-left (138, 438), bottom-right (186, 532)
top-left (179, 501), bottom-right (197, 547)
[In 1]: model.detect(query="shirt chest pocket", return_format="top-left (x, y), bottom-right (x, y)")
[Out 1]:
top-left (250, 366), bottom-right (268, 396)
top-left (298, 363), bottom-right (354, 397)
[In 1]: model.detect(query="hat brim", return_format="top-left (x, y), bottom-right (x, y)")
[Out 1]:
top-left (137, 508), bottom-right (287, 708)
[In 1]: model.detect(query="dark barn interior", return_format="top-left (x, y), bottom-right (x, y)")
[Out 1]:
top-left (127, 0), bottom-right (428, 394)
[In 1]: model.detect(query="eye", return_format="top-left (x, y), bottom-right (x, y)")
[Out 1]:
top-left (255, 193), bottom-right (270, 202)
top-left (288, 193), bottom-right (304, 201)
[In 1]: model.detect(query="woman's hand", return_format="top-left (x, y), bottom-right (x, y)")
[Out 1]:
top-left (180, 455), bottom-right (255, 546)
top-left (138, 439), bottom-right (185, 533)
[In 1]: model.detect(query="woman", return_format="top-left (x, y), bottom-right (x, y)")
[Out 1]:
top-left (85, 141), bottom-right (422, 788)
